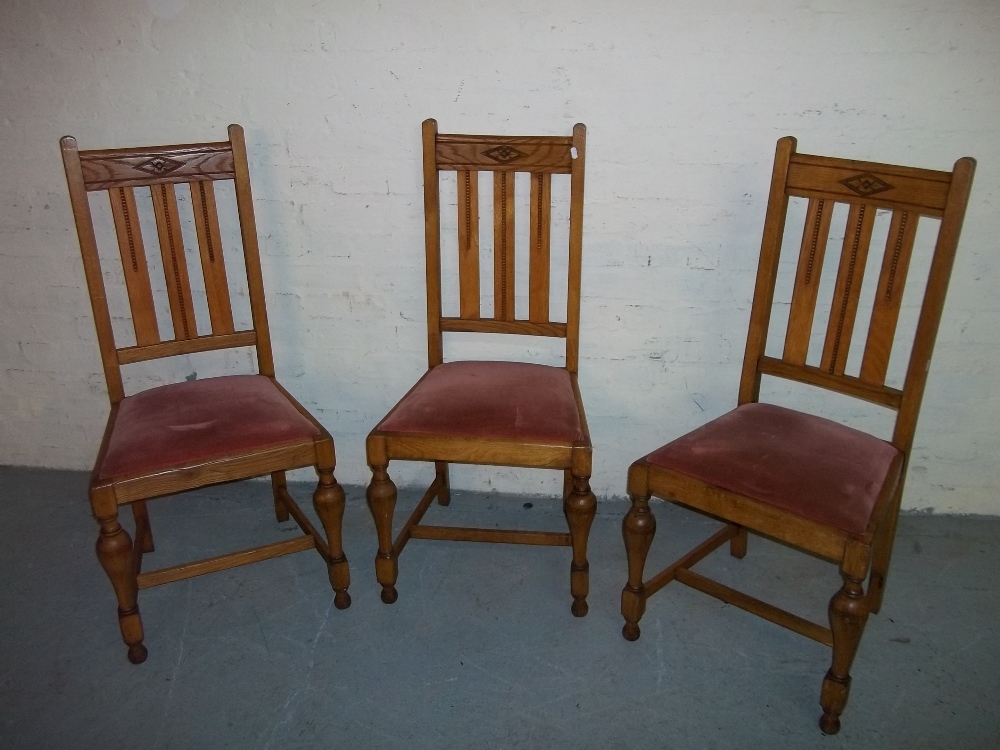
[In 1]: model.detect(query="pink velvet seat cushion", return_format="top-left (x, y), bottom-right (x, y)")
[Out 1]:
top-left (378, 361), bottom-right (585, 443)
top-left (645, 402), bottom-right (901, 535)
top-left (97, 375), bottom-right (321, 481)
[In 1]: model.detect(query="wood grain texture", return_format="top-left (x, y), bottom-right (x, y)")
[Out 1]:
top-left (891, 156), bottom-right (976, 454)
top-left (423, 118), bottom-right (444, 366)
top-left (644, 465), bottom-right (852, 561)
top-left (529, 172), bottom-right (552, 323)
top-left (409, 526), bottom-right (572, 546)
top-left (190, 179), bottom-right (235, 335)
top-left (565, 123), bottom-right (587, 373)
top-left (493, 170), bottom-right (516, 321)
top-left (758, 356), bottom-right (903, 408)
top-left (436, 134), bottom-right (573, 173)
top-left (116, 330), bottom-right (257, 365)
top-left (137, 536), bottom-right (315, 589)
top-left (860, 210), bottom-right (918, 384)
top-left (439, 318), bottom-right (566, 337)
top-left (783, 197), bottom-right (832, 365)
top-left (675, 568), bottom-right (833, 646)
top-left (60, 136), bottom-right (126, 402)
top-left (786, 155), bottom-right (952, 216)
top-left (379, 433), bottom-right (575, 469)
top-left (737, 136), bottom-right (796, 405)
top-left (79, 142), bottom-right (235, 190)
top-left (820, 202), bottom-right (876, 375)
top-left (456, 170), bottom-right (480, 319)
top-left (228, 123), bottom-right (275, 377)
top-left (150, 182), bottom-right (198, 341)
top-left (109, 187), bottom-right (160, 346)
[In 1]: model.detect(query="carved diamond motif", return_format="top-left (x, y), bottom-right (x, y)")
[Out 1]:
top-left (840, 172), bottom-right (894, 197)
top-left (136, 156), bottom-right (184, 176)
top-left (482, 145), bottom-right (526, 164)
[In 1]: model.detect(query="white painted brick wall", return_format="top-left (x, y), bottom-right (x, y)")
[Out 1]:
top-left (1, 0), bottom-right (997, 512)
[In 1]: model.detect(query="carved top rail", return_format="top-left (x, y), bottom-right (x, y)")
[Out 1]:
top-left (78, 142), bottom-right (236, 190)
top-left (435, 133), bottom-right (575, 173)
top-left (787, 153), bottom-right (953, 216)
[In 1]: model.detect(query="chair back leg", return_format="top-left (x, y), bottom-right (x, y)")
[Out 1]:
top-left (271, 471), bottom-right (291, 522)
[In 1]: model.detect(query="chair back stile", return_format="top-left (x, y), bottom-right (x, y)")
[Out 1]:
top-left (421, 118), bottom-right (587, 372)
top-left (59, 124), bottom-right (275, 406)
top-left (738, 136), bottom-right (976, 456)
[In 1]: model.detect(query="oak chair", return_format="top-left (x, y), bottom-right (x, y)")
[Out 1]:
top-left (60, 124), bottom-right (351, 663)
top-left (621, 137), bottom-right (975, 732)
top-left (366, 119), bottom-right (596, 615)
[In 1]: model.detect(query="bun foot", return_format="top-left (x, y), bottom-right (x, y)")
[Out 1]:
top-left (571, 598), bottom-right (588, 617)
top-left (622, 622), bottom-right (641, 641)
top-left (127, 644), bottom-right (148, 664)
top-left (819, 713), bottom-right (841, 735)
top-left (334, 590), bottom-right (352, 610)
top-left (380, 586), bottom-right (398, 605)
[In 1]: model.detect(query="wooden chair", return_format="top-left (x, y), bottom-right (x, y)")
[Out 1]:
top-left (60, 124), bottom-right (351, 663)
top-left (365, 119), bottom-right (596, 615)
top-left (621, 137), bottom-right (975, 732)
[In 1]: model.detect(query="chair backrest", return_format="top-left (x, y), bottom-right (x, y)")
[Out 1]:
top-left (60, 124), bottom-right (274, 405)
top-left (740, 136), bottom-right (975, 455)
top-left (421, 119), bottom-right (587, 372)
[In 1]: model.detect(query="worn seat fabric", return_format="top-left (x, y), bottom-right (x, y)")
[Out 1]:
top-left (646, 403), bottom-right (901, 535)
top-left (378, 361), bottom-right (585, 443)
top-left (97, 375), bottom-right (321, 481)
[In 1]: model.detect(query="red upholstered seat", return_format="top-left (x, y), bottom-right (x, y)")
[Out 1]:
top-left (646, 403), bottom-right (902, 535)
top-left (97, 375), bottom-right (321, 481)
top-left (377, 361), bottom-right (585, 443)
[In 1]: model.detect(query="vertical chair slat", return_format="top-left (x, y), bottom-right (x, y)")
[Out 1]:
top-left (860, 211), bottom-right (919, 385)
top-left (529, 172), bottom-right (552, 323)
top-left (493, 171), bottom-right (515, 322)
top-left (151, 182), bottom-right (198, 340)
top-left (457, 170), bottom-right (480, 319)
top-left (190, 179), bottom-right (235, 334)
top-left (783, 198), bottom-right (832, 365)
top-left (109, 187), bottom-right (160, 346)
top-left (820, 202), bottom-right (876, 375)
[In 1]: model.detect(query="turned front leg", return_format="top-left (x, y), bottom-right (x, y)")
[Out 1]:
top-left (95, 512), bottom-right (146, 664)
top-left (367, 464), bottom-right (398, 604)
top-left (313, 469), bottom-right (352, 609)
top-left (621, 493), bottom-right (655, 641)
top-left (564, 472), bottom-right (596, 617)
top-left (820, 544), bottom-right (871, 734)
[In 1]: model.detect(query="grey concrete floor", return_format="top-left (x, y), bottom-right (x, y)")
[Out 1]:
top-left (0, 466), bottom-right (998, 749)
